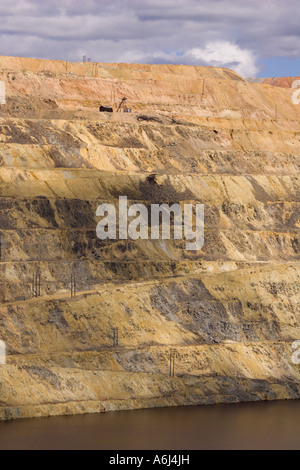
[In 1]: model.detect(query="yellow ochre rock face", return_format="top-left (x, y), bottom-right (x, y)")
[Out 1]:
top-left (0, 56), bottom-right (299, 421)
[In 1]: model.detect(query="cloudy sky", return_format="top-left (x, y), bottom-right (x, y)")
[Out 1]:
top-left (0, 0), bottom-right (299, 77)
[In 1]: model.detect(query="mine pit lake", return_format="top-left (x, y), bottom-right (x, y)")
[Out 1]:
top-left (0, 400), bottom-right (300, 450)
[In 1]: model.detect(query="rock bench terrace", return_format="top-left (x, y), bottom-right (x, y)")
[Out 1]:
top-left (0, 56), bottom-right (299, 420)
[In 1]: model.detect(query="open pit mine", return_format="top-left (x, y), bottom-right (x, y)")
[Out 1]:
top-left (0, 56), bottom-right (299, 420)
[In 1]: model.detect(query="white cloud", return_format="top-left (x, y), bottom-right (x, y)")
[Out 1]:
top-left (188, 41), bottom-right (259, 77)
top-left (0, 1), bottom-right (299, 77)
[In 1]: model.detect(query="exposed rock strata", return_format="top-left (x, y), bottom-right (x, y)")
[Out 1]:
top-left (0, 57), bottom-right (299, 420)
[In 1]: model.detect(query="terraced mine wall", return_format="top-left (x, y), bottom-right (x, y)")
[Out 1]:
top-left (0, 57), bottom-right (299, 420)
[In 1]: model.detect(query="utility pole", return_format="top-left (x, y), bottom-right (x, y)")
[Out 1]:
top-left (0, 235), bottom-right (4, 261)
top-left (71, 271), bottom-right (76, 298)
top-left (112, 327), bottom-right (119, 347)
top-left (201, 78), bottom-right (205, 102)
top-left (111, 90), bottom-right (116, 106)
top-left (170, 349), bottom-right (176, 377)
top-left (32, 268), bottom-right (41, 298)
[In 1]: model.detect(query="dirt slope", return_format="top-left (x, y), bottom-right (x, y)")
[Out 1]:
top-left (0, 56), bottom-right (299, 420)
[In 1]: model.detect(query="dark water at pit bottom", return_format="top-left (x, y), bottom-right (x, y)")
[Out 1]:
top-left (0, 400), bottom-right (300, 450)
